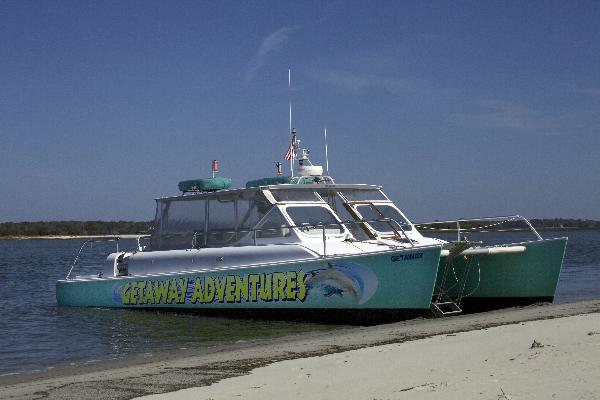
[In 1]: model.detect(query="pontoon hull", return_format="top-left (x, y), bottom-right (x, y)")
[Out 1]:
top-left (57, 246), bottom-right (441, 315)
top-left (436, 238), bottom-right (567, 311)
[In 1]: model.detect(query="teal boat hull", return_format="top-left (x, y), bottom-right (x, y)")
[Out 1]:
top-left (436, 238), bottom-right (567, 311)
top-left (57, 246), bottom-right (441, 316)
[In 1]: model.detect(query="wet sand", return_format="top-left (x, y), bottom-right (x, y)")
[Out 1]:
top-left (2, 299), bottom-right (599, 400)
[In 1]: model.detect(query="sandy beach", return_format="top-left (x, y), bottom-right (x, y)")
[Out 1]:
top-left (2, 300), bottom-right (599, 400)
top-left (0, 234), bottom-right (145, 241)
top-left (140, 312), bottom-right (600, 400)
top-left (140, 313), bottom-right (600, 400)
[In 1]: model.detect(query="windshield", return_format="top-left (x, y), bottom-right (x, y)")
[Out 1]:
top-left (340, 189), bottom-right (387, 201)
top-left (285, 206), bottom-right (344, 236)
top-left (354, 204), bottom-right (413, 233)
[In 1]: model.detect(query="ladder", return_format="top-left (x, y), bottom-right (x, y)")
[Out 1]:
top-left (431, 290), bottom-right (462, 316)
top-left (431, 240), bottom-right (472, 317)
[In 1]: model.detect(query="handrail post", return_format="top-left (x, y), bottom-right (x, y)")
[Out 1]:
top-left (322, 224), bottom-right (327, 257)
top-left (66, 236), bottom-right (121, 280)
top-left (457, 220), bottom-right (461, 241)
top-left (519, 215), bottom-right (543, 240)
top-left (66, 239), bottom-right (91, 279)
top-left (392, 219), bottom-right (414, 247)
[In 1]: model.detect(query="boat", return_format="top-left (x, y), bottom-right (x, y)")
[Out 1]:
top-left (57, 129), bottom-right (567, 320)
top-left (56, 134), bottom-right (444, 322)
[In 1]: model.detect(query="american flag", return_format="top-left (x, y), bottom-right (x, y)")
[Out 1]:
top-left (284, 142), bottom-right (295, 161)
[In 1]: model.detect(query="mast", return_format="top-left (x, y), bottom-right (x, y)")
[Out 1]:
top-left (288, 68), bottom-right (294, 177)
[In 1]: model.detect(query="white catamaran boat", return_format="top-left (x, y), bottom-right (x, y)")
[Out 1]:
top-left (57, 129), bottom-right (567, 321)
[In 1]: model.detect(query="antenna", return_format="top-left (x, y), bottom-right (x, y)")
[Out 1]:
top-left (324, 127), bottom-right (329, 175)
top-left (288, 68), bottom-right (294, 177)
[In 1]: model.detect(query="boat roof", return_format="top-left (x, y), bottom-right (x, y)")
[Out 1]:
top-left (155, 183), bottom-right (383, 202)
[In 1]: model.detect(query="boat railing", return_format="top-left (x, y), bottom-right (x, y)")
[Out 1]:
top-left (65, 235), bottom-right (154, 279)
top-left (66, 237), bottom-right (122, 279)
top-left (136, 235), bottom-right (152, 251)
top-left (414, 215), bottom-right (543, 244)
top-left (66, 219), bottom-right (411, 279)
top-left (191, 217), bottom-right (414, 256)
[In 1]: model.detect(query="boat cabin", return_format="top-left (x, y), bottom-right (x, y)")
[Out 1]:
top-left (150, 184), bottom-right (420, 252)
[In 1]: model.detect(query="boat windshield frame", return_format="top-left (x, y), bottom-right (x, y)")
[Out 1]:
top-left (149, 183), bottom-right (408, 250)
top-left (281, 203), bottom-right (347, 238)
top-left (350, 202), bottom-right (414, 235)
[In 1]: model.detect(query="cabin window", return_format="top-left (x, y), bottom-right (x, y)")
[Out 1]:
top-left (239, 200), bottom-right (272, 230)
top-left (285, 206), bottom-right (343, 236)
top-left (151, 190), bottom-right (278, 249)
top-left (236, 199), bottom-right (253, 230)
top-left (340, 189), bottom-right (387, 202)
top-left (355, 204), bottom-right (413, 233)
top-left (166, 200), bottom-right (206, 233)
top-left (206, 198), bottom-right (275, 245)
top-left (206, 199), bottom-right (236, 245)
top-left (151, 199), bottom-right (206, 250)
top-left (255, 209), bottom-right (291, 239)
top-left (270, 189), bottom-right (321, 202)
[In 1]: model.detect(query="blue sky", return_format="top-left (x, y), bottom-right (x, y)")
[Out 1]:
top-left (1, 1), bottom-right (599, 222)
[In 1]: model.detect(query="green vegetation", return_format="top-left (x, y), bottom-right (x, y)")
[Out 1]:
top-left (529, 219), bottom-right (600, 230)
top-left (0, 221), bottom-right (153, 237)
top-left (0, 218), bottom-right (598, 238)
top-left (414, 218), bottom-right (600, 232)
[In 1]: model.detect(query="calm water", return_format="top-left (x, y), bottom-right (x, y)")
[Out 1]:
top-left (0, 231), bottom-right (599, 376)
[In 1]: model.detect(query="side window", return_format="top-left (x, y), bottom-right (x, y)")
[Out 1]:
top-left (161, 199), bottom-right (206, 250)
top-left (206, 200), bottom-right (236, 246)
top-left (256, 209), bottom-right (291, 239)
top-left (238, 200), bottom-right (271, 232)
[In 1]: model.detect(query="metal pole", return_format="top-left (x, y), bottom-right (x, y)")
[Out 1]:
top-left (520, 215), bottom-right (543, 240)
top-left (289, 68), bottom-right (294, 177)
top-left (322, 224), bottom-right (327, 257)
top-left (324, 127), bottom-right (329, 175)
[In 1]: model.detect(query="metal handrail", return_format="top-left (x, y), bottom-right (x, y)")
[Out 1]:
top-left (190, 217), bottom-right (413, 253)
top-left (136, 235), bottom-right (152, 251)
top-left (66, 237), bottom-right (121, 279)
top-left (414, 214), bottom-right (543, 241)
top-left (66, 218), bottom-right (413, 279)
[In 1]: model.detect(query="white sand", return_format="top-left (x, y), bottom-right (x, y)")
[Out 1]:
top-left (140, 313), bottom-right (600, 400)
top-left (5, 234), bottom-right (144, 240)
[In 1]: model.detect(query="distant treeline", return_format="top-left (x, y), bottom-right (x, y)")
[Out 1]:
top-left (529, 219), bottom-right (600, 230)
top-left (0, 218), bottom-right (598, 238)
top-left (0, 221), bottom-right (153, 237)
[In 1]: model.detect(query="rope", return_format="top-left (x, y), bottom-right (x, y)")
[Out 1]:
top-left (461, 258), bottom-right (482, 299)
